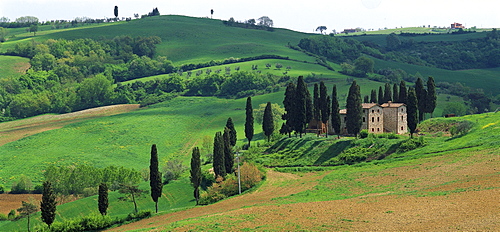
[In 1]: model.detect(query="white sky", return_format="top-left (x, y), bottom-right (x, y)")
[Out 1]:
top-left (0, 0), bottom-right (498, 33)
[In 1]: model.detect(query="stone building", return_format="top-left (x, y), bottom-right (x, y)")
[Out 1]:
top-left (332, 101), bottom-right (407, 135)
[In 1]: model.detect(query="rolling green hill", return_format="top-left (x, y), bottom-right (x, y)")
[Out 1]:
top-left (0, 55), bottom-right (29, 79)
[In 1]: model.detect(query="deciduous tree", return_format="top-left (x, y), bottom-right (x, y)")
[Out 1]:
top-left (190, 147), bottom-right (201, 204)
top-left (17, 201), bottom-right (38, 232)
top-left (316, 26), bottom-right (327, 34)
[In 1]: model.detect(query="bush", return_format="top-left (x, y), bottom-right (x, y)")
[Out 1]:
top-left (32, 184), bottom-right (43, 194)
top-left (337, 147), bottom-right (369, 165)
top-left (0, 184), bottom-right (4, 194)
top-left (162, 159), bottom-right (187, 184)
top-left (450, 120), bottom-right (474, 137)
top-left (42, 214), bottom-right (113, 232)
top-left (7, 210), bottom-right (16, 220)
top-left (397, 137), bottom-right (426, 153)
top-left (125, 210), bottom-right (152, 221)
top-left (359, 129), bottom-right (369, 138)
top-left (0, 213), bottom-right (8, 221)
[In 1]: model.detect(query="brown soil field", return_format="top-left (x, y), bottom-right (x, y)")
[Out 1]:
top-left (0, 194), bottom-right (41, 215)
top-left (0, 104), bottom-right (140, 146)
top-left (110, 149), bottom-right (500, 231)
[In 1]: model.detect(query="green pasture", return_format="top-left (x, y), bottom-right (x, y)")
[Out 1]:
top-left (0, 55), bottom-right (29, 79)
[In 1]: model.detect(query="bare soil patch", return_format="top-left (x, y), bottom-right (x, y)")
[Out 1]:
top-left (0, 104), bottom-right (140, 146)
top-left (0, 194), bottom-right (41, 215)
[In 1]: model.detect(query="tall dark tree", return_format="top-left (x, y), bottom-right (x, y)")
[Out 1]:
top-left (313, 83), bottom-right (321, 136)
top-left (282, 82), bottom-right (296, 137)
top-left (40, 181), bottom-right (56, 228)
top-left (98, 183), bottom-right (108, 216)
top-left (399, 81), bottom-right (407, 104)
top-left (331, 85), bottom-right (341, 135)
top-left (363, 95), bottom-right (369, 103)
top-left (223, 127), bottom-right (234, 174)
top-left (407, 87), bottom-right (418, 138)
top-left (190, 147), bottom-right (202, 204)
top-left (17, 201), bottom-right (37, 232)
top-left (225, 117), bottom-right (237, 146)
top-left (426, 76), bottom-right (437, 117)
top-left (149, 144), bottom-right (162, 213)
top-left (378, 86), bottom-right (384, 105)
top-left (384, 83), bottom-right (392, 103)
top-left (210, 9), bottom-right (214, 19)
top-left (305, 84), bottom-right (313, 127)
top-left (415, 77), bottom-right (427, 122)
top-left (244, 97), bottom-right (254, 147)
top-left (393, 83), bottom-right (399, 102)
top-left (370, 89), bottom-right (377, 103)
top-left (319, 81), bottom-right (330, 137)
top-left (213, 131), bottom-right (226, 178)
top-left (263, 102), bottom-right (274, 142)
top-left (295, 76), bottom-right (308, 137)
top-left (114, 6), bottom-right (118, 18)
top-left (346, 81), bottom-right (363, 137)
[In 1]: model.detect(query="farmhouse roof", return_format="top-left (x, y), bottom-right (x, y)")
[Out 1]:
top-left (362, 103), bottom-right (380, 109)
top-left (381, 101), bottom-right (405, 108)
top-left (339, 109), bottom-right (347, 114)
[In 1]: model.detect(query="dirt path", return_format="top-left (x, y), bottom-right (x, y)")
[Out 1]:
top-left (0, 104), bottom-right (140, 146)
top-left (108, 170), bottom-right (327, 231)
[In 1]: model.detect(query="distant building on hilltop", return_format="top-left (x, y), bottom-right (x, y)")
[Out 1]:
top-left (342, 28), bottom-right (357, 34)
top-left (332, 101), bottom-right (407, 135)
top-left (451, 22), bottom-right (464, 29)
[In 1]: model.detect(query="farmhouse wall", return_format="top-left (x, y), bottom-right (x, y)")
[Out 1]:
top-left (362, 104), bottom-right (384, 134)
top-left (381, 102), bottom-right (407, 134)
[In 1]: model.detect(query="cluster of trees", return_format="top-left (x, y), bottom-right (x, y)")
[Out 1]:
top-left (222, 16), bottom-right (274, 31)
top-left (385, 30), bottom-right (500, 69)
top-left (339, 56), bottom-right (375, 77)
top-left (436, 81), bottom-right (494, 114)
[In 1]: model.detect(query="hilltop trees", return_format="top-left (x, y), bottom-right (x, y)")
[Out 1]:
top-left (114, 6), bottom-right (119, 19)
top-left (263, 102), bottom-right (274, 142)
top-left (149, 144), bottom-right (162, 213)
top-left (98, 183), bottom-right (108, 216)
top-left (346, 81), bottom-right (362, 136)
top-left (41, 181), bottom-right (57, 228)
top-left (190, 147), bottom-right (201, 204)
top-left (257, 16), bottom-right (273, 27)
top-left (316, 26), bottom-right (327, 34)
top-left (245, 97), bottom-right (254, 147)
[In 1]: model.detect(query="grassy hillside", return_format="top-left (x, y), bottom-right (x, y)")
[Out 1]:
top-left (0, 55), bottom-right (29, 79)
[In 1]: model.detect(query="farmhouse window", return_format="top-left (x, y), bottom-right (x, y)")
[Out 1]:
top-left (377, 117), bottom-right (380, 122)
top-left (372, 117), bottom-right (374, 122)
top-left (363, 117), bottom-right (365, 122)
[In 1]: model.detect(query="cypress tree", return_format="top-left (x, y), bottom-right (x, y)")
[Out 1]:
top-left (225, 118), bottom-right (237, 146)
top-left (190, 147), bottom-right (202, 204)
top-left (305, 83), bottom-right (313, 128)
top-left (223, 127), bottom-right (234, 174)
top-left (407, 87), bottom-right (418, 138)
top-left (331, 85), bottom-right (341, 135)
top-left (244, 97), bottom-right (254, 147)
top-left (313, 83), bottom-right (321, 135)
top-left (346, 81), bottom-right (363, 137)
top-left (370, 89), bottom-right (377, 103)
top-left (384, 83), bottom-right (392, 103)
top-left (393, 83), bottom-right (399, 102)
top-left (415, 77), bottom-right (427, 122)
top-left (282, 82), bottom-right (296, 137)
top-left (295, 76), bottom-right (308, 137)
top-left (364, 95), bottom-right (369, 103)
top-left (426, 76), bottom-right (437, 117)
top-left (98, 183), bottom-right (108, 216)
top-left (378, 86), bottom-right (384, 105)
top-left (40, 181), bottom-right (56, 228)
top-left (399, 81), bottom-right (407, 104)
top-left (149, 144), bottom-right (162, 213)
top-left (213, 132), bottom-right (225, 178)
top-left (263, 102), bottom-right (274, 142)
top-left (319, 81), bottom-right (330, 137)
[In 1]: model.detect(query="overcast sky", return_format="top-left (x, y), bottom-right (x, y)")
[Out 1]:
top-left (1, 0), bottom-right (498, 33)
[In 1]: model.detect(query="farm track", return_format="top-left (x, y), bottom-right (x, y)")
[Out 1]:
top-left (110, 148), bottom-right (500, 231)
top-left (0, 104), bottom-right (140, 146)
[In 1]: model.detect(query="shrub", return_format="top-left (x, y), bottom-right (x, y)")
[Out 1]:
top-left (397, 137), bottom-right (426, 153)
top-left (0, 213), bottom-right (8, 221)
top-left (337, 147), bottom-right (369, 165)
top-left (43, 214), bottom-right (113, 232)
top-left (450, 120), bottom-right (474, 137)
top-left (82, 187), bottom-right (98, 197)
top-left (0, 184), bottom-right (4, 194)
top-left (162, 159), bottom-right (187, 184)
top-left (7, 210), bottom-right (16, 220)
top-left (359, 129), bottom-right (369, 138)
top-left (32, 184), bottom-right (43, 194)
top-left (125, 210), bottom-right (153, 221)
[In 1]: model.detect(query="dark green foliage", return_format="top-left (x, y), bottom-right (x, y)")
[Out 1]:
top-left (359, 129), bottom-right (369, 138)
top-left (397, 137), bottom-right (426, 153)
top-left (386, 33), bottom-right (402, 50)
top-left (294, 76), bottom-right (309, 136)
top-left (370, 89), bottom-right (377, 104)
top-left (190, 147), bottom-right (202, 204)
top-left (346, 81), bottom-right (363, 136)
top-left (245, 97), bottom-right (254, 147)
top-left (10, 174), bottom-right (32, 194)
top-left (41, 181), bottom-right (57, 228)
top-left (393, 83), bottom-right (399, 102)
top-left (149, 144), bottom-right (162, 213)
top-left (450, 120), bottom-right (474, 137)
top-left (213, 132), bottom-right (226, 178)
top-left (378, 86), bottom-right (384, 105)
top-left (384, 83), bottom-right (392, 103)
top-left (364, 95), bottom-right (369, 103)
top-left (282, 82), bottom-right (296, 137)
top-left (98, 183), bottom-right (108, 216)
top-left (263, 102), bottom-right (275, 142)
top-left (407, 88), bottom-right (418, 137)
top-left (319, 81), bottom-right (331, 136)
top-left (426, 76), bottom-right (437, 117)
top-left (223, 127), bottom-right (234, 174)
top-left (354, 56), bottom-right (374, 76)
top-left (225, 118), bottom-right (237, 147)
top-left (114, 6), bottom-right (118, 18)
top-left (337, 147), bottom-right (368, 165)
top-left (331, 85), bottom-right (341, 135)
top-left (313, 83), bottom-right (320, 123)
top-left (415, 77), bottom-right (427, 121)
top-left (399, 81), bottom-right (407, 104)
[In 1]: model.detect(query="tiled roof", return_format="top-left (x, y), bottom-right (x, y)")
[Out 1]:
top-left (381, 102), bottom-right (405, 108)
top-left (339, 109), bottom-right (347, 114)
top-left (362, 103), bottom-right (380, 109)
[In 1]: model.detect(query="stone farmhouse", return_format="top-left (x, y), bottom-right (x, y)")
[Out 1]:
top-left (336, 101), bottom-right (407, 135)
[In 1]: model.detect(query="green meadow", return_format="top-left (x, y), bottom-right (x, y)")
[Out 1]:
top-left (0, 55), bottom-right (29, 79)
